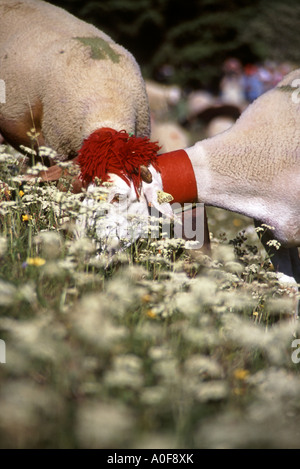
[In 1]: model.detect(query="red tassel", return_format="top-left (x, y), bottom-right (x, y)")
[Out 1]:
top-left (77, 128), bottom-right (160, 196)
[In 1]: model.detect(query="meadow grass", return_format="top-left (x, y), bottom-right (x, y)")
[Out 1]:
top-left (0, 144), bottom-right (299, 449)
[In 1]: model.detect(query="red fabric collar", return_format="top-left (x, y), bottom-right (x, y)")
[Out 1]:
top-left (157, 149), bottom-right (198, 204)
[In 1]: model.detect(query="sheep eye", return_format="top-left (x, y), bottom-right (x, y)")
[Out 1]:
top-left (110, 193), bottom-right (121, 204)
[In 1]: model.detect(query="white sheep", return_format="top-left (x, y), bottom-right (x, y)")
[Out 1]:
top-left (155, 68), bottom-right (300, 285)
top-left (205, 116), bottom-right (234, 138)
top-left (151, 120), bottom-right (190, 153)
top-left (145, 80), bottom-right (181, 118)
top-left (0, 0), bottom-right (174, 243)
top-left (0, 0), bottom-right (150, 156)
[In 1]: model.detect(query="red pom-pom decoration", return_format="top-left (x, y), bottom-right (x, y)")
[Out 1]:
top-left (77, 128), bottom-right (160, 196)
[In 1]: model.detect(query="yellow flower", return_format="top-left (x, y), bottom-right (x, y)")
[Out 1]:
top-left (19, 190), bottom-right (25, 197)
top-left (233, 368), bottom-right (249, 381)
top-left (142, 294), bottom-right (151, 303)
top-left (233, 218), bottom-right (242, 227)
top-left (22, 214), bottom-right (32, 222)
top-left (26, 257), bottom-right (46, 266)
top-left (146, 309), bottom-right (157, 319)
top-left (233, 387), bottom-right (246, 396)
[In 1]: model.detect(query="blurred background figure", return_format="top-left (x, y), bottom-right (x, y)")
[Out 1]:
top-left (150, 119), bottom-right (191, 153)
top-left (220, 58), bottom-right (246, 107)
top-left (145, 80), bottom-right (181, 119)
top-left (145, 80), bottom-right (190, 151)
top-left (243, 64), bottom-right (264, 102)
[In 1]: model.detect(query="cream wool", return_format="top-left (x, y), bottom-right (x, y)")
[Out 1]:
top-left (187, 69), bottom-right (300, 245)
top-left (0, 0), bottom-right (150, 158)
top-left (185, 69), bottom-right (300, 284)
top-left (0, 0), bottom-right (177, 254)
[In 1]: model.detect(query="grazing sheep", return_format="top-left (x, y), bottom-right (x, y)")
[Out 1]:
top-left (186, 90), bottom-right (242, 124)
top-left (156, 68), bottom-right (300, 285)
top-left (0, 0), bottom-right (209, 252)
top-left (151, 120), bottom-right (190, 153)
top-left (0, 0), bottom-right (150, 158)
top-left (0, 0), bottom-right (176, 243)
top-left (2, 1), bottom-right (295, 276)
top-left (205, 116), bottom-right (234, 138)
top-left (145, 80), bottom-right (181, 118)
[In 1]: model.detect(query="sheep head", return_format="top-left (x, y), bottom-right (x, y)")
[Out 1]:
top-left (76, 165), bottom-right (174, 252)
top-left (75, 128), bottom-right (174, 251)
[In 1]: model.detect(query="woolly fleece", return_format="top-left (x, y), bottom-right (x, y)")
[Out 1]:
top-left (0, 0), bottom-right (150, 159)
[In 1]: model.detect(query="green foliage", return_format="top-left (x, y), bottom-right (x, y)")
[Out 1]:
top-left (242, 0), bottom-right (300, 64)
top-left (51, 0), bottom-right (299, 89)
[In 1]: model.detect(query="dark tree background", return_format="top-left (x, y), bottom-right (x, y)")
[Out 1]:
top-left (50, 0), bottom-right (300, 90)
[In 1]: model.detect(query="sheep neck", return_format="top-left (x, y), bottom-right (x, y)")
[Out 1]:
top-left (157, 149), bottom-right (198, 204)
top-left (185, 130), bottom-right (273, 222)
